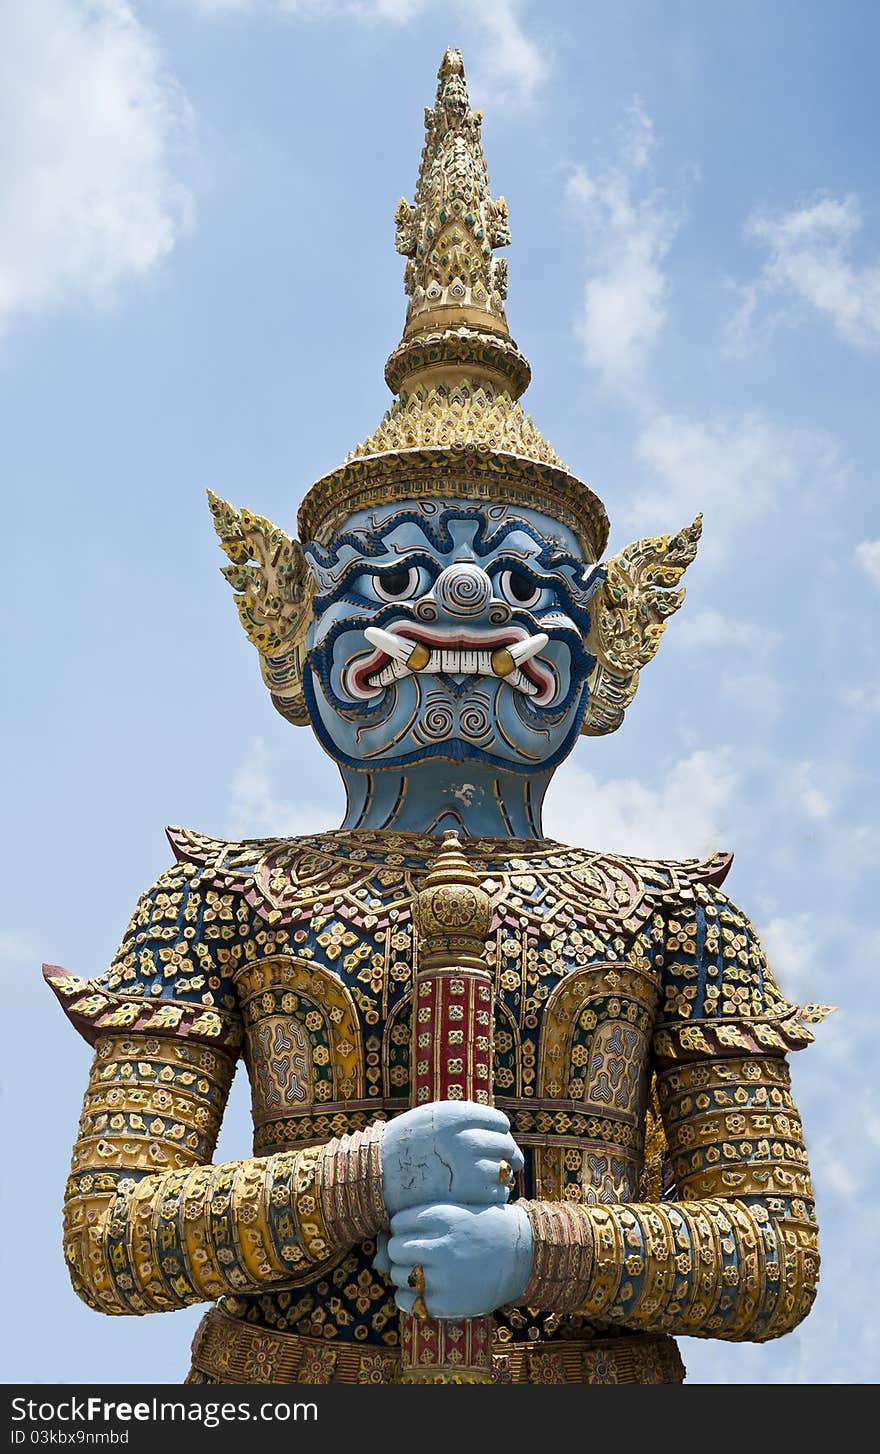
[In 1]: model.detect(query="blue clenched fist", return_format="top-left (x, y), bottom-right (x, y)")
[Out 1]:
top-left (380, 1100), bottom-right (525, 1215)
top-left (376, 1101), bottom-right (533, 1320)
top-left (376, 1203), bottom-right (534, 1319)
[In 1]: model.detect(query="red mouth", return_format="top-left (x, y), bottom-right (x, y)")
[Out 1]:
top-left (347, 622), bottom-right (556, 701)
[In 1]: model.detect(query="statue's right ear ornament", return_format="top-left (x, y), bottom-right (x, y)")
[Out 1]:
top-left (582, 514), bottom-right (702, 736)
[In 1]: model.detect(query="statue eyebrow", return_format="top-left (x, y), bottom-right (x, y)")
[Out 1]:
top-left (304, 513), bottom-right (441, 572)
top-left (310, 547), bottom-right (441, 611)
top-left (305, 506), bottom-right (582, 574)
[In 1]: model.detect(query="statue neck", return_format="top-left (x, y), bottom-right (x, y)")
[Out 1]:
top-left (338, 762), bottom-right (552, 839)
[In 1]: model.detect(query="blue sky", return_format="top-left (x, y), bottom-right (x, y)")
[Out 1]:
top-left (2, 0), bottom-right (878, 1384)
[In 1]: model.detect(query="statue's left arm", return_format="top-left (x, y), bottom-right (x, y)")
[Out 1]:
top-left (517, 1051), bottom-right (817, 1340)
top-left (514, 886), bottom-right (823, 1340)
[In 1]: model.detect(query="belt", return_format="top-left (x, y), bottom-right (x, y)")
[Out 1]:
top-left (188, 1308), bottom-right (685, 1385)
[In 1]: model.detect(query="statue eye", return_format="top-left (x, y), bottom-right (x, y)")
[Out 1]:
top-left (498, 569), bottom-right (542, 609)
top-left (373, 566), bottom-right (421, 602)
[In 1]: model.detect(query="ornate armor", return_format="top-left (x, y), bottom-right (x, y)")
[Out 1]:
top-left (48, 828), bottom-right (825, 1382)
top-left (47, 49), bottom-right (827, 1385)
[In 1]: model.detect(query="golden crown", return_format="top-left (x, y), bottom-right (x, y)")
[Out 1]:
top-left (296, 48), bottom-right (608, 562)
top-left (210, 49), bottom-right (700, 736)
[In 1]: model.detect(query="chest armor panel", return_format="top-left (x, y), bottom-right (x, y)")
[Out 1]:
top-left (179, 827), bottom-right (724, 1207)
top-left (169, 827), bottom-right (728, 1343)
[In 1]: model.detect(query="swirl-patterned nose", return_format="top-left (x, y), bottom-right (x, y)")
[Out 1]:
top-left (432, 562), bottom-right (493, 617)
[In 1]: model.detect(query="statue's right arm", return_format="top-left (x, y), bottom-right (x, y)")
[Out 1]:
top-left (63, 1050), bottom-right (520, 1317)
top-left (53, 859), bottom-right (520, 1316)
top-left (62, 1031), bottom-right (386, 1315)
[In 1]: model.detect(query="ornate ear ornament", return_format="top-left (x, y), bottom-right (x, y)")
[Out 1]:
top-left (581, 515), bottom-right (702, 736)
top-left (208, 490), bottom-right (314, 727)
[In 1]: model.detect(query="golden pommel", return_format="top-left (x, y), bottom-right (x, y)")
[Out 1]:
top-left (414, 831), bottom-right (492, 974)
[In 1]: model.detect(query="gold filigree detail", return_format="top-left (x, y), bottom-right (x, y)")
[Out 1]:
top-left (582, 516), bottom-right (703, 736)
top-left (348, 380), bottom-right (566, 471)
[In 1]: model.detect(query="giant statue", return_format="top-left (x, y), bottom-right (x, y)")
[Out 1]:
top-left (47, 51), bottom-right (829, 1385)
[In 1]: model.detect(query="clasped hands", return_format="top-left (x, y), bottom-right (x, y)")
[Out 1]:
top-left (375, 1101), bottom-right (534, 1320)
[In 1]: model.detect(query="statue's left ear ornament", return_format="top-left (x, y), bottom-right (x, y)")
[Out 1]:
top-left (582, 514), bottom-right (702, 736)
top-left (207, 489), bottom-right (314, 727)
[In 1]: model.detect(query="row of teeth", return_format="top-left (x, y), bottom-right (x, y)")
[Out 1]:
top-left (364, 628), bottom-right (548, 697)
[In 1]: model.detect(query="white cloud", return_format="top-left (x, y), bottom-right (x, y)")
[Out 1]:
top-left (863, 1100), bottom-right (880, 1152)
top-left (810, 1136), bottom-right (861, 1199)
top-left (731, 194), bottom-right (880, 351)
top-left (855, 539), bottom-right (880, 586)
top-left (566, 99), bottom-right (680, 391)
top-left (184, 0), bottom-right (549, 107)
top-left (669, 608), bottom-right (779, 654)
top-left (629, 410), bottom-right (845, 561)
top-left (185, 0), bottom-right (260, 12)
top-left (721, 669), bottom-right (786, 726)
top-left (0, 0), bottom-right (193, 331)
top-left (464, 0), bottom-right (550, 109)
top-left (350, 0), bottom-right (427, 17)
top-left (791, 759), bottom-right (834, 822)
top-left (844, 683), bottom-right (880, 715)
top-left (759, 913), bottom-right (819, 1000)
top-left (0, 930), bottom-right (38, 968)
top-left (187, 1), bottom-right (351, 12)
top-left (228, 738), bottom-right (337, 838)
top-left (544, 747), bottom-right (737, 860)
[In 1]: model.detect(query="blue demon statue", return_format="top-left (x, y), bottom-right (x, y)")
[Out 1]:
top-left (47, 51), bottom-right (826, 1385)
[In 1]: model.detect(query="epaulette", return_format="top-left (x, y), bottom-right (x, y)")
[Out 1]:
top-left (166, 824), bottom-right (274, 888)
top-left (44, 846), bottom-right (246, 1053)
top-left (652, 871), bottom-right (836, 1061)
top-left (652, 1005), bottom-right (835, 1062)
top-left (43, 963), bottom-right (241, 1052)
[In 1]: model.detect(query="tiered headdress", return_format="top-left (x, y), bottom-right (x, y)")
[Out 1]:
top-left (297, 48), bottom-right (608, 562)
top-left (210, 50), bottom-right (700, 734)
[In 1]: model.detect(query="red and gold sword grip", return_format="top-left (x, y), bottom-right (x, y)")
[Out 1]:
top-left (399, 831), bottom-right (497, 1383)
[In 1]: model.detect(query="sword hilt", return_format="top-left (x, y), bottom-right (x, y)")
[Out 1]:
top-left (399, 831), bottom-right (496, 1384)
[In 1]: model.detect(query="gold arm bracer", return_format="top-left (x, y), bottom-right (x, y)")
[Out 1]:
top-left (519, 1056), bottom-right (818, 1342)
top-left (63, 1034), bottom-right (386, 1315)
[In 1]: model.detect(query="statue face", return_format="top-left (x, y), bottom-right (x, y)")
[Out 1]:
top-left (302, 500), bottom-right (600, 773)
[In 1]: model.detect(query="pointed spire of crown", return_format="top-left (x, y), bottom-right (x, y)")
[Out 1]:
top-left (384, 48), bottom-right (531, 399)
top-left (297, 49), bottom-right (609, 565)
